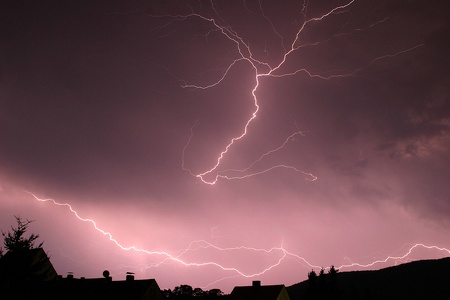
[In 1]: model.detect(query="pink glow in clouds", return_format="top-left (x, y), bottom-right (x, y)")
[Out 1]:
top-left (1, 0), bottom-right (450, 293)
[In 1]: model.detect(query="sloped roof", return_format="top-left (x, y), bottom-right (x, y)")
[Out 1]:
top-left (231, 284), bottom-right (286, 300)
top-left (0, 276), bottom-right (164, 300)
top-left (0, 249), bottom-right (163, 300)
top-left (0, 247), bottom-right (59, 282)
top-left (46, 277), bottom-right (163, 300)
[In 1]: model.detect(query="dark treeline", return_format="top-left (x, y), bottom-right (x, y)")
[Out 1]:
top-left (305, 266), bottom-right (341, 300)
top-left (288, 258), bottom-right (450, 300)
top-left (162, 285), bottom-right (224, 299)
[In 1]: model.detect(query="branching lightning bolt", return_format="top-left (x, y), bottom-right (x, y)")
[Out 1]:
top-left (175, 0), bottom-right (424, 185)
top-left (27, 191), bottom-right (287, 278)
top-left (23, 190), bottom-right (450, 287)
top-left (5, 0), bottom-right (446, 290)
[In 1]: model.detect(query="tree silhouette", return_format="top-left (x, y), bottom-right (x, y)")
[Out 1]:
top-left (307, 269), bottom-right (318, 299)
top-left (319, 268), bottom-right (325, 277)
top-left (173, 285), bottom-right (194, 297)
top-left (193, 288), bottom-right (206, 297)
top-left (328, 265), bottom-right (340, 299)
top-left (162, 289), bottom-right (174, 298)
top-left (308, 269), bottom-right (317, 282)
top-left (328, 265), bottom-right (338, 276)
top-left (207, 289), bottom-right (223, 296)
top-left (328, 265), bottom-right (338, 285)
top-left (164, 286), bottom-right (223, 299)
top-left (1, 215), bottom-right (43, 253)
top-left (318, 267), bottom-right (326, 287)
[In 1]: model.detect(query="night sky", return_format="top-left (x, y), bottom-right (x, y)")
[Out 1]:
top-left (1, 0), bottom-right (449, 293)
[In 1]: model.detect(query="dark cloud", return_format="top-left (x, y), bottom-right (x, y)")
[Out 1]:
top-left (0, 0), bottom-right (449, 291)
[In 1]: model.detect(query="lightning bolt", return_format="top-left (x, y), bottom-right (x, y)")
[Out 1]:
top-left (183, 124), bottom-right (317, 182)
top-left (4, 0), bottom-right (445, 292)
top-left (170, 0), bottom-right (424, 185)
top-left (16, 190), bottom-right (448, 289)
top-left (27, 191), bottom-right (288, 278)
top-left (336, 243), bottom-right (450, 270)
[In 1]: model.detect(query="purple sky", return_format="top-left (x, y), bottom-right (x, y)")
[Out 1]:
top-left (1, 0), bottom-right (449, 293)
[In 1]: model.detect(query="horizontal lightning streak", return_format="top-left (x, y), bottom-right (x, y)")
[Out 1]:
top-left (10, 0), bottom-right (443, 290)
top-left (26, 190), bottom-right (450, 286)
top-left (337, 244), bottom-right (450, 270)
top-left (26, 191), bottom-right (287, 278)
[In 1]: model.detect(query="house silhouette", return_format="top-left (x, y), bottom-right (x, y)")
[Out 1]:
top-left (0, 247), bottom-right (164, 300)
top-left (230, 281), bottom-right (291, 300)
top-left (47, 275), bottom-right (164, 300)
top-left (0, 247), bottom-right (58, 284)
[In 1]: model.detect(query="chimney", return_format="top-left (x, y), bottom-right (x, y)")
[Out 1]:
top-left (126, 272), bottom-right (135, 282)
top-left (252, 280), bottom-right (261, 288)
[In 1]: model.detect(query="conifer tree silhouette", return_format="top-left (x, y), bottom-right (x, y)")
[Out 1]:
top-left (1, 215), bottom-right (43, 253)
